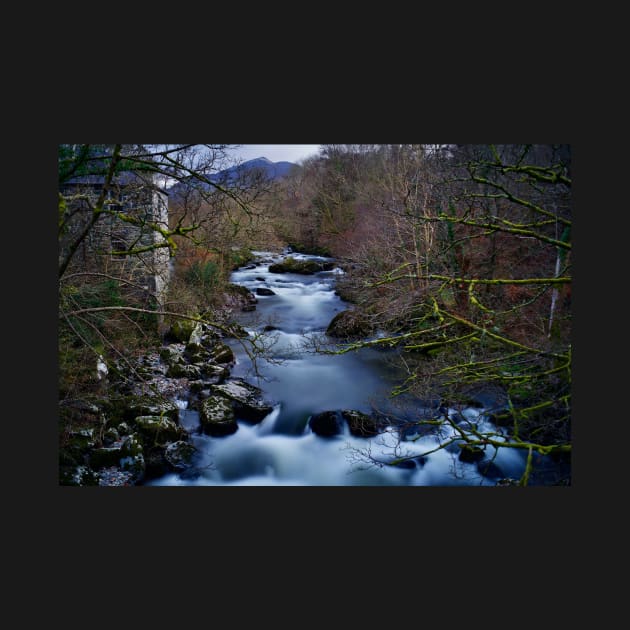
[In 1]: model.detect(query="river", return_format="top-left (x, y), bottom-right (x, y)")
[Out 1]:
top-left (147, 251), bottom-right (532, 486)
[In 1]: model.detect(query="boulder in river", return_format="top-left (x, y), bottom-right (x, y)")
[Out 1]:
top-left (341, 410), bottom-right (381, 437)
top-left (211, 379), bottom-right (274, 423)
top-left (326, 309), bottom-right (371, 339)
top-left (268, 257), bottom-right (335, 275)
top-left (132, 415), bottom-right (187, 445)
top-left (458, 443), bottom-right (486, 463)
top-left (308, 410), bottom-right (344, 437)
top-left (255, 287), bottom-right (276, 296)
top-left (200, 395), bottom-right (238, 436)
top-left (164, 441), bottom-right (197, 471)
top-left (210, 342), bottom-right (235, 365)
top-left (119, 433), bottom-right (145, 481)
top-left (122, 396), bottom-right (179, 423)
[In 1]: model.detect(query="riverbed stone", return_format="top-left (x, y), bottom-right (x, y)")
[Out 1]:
top-left (184, 342), bottom-right (211, 363)
top-left (309, 410), bottom-right (344, 437)
top-left (255, 287), bottom-right (276, 296)
top-left (326, 310), bottom-right (371, 339)
top-left (341, 410), bottom-right (380, 437)
top-left (60, 465), bottom-right (99, 486)
top-left (200, 395), bottom-right (238, 436)
top-left (89, 444), bottom-right (125, 470)
top-left (122, 397), bottom-right (179, 423)
top-left (133, 415), bottom-right (187, 444)
top-left (210, 343), bottom-right (235, 365)
top-left (168, 319), bottom-right (202, 344)
top-left (268, 257), bottom-right (334, 274)
top-left (165, 441), bottom-right (197, 471)
top-left (119, 433), bottom-right (145, 481)
top-left (211, 379), bottom-right (274, 422)
top-left (458, 444), bottom-right (486, 462)
top-left (167, 363), bottom-right (203, 379)
top-left (159, 345), bottom-right (186, 366)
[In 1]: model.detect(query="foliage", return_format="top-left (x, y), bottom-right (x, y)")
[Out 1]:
top-left (281, 144), bottom-right (571, 485)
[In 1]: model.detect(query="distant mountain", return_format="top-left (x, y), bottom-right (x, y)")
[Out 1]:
top-left (168, 156), bottom-right (298, 197)
top-left (216, 157), bottom-right (298, 182)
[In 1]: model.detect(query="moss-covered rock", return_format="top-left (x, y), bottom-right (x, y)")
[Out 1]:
top-left (308, 410), bottom-right (344, 437)
top-left (326, 310), bottom-right (371, 339)
top-left (200, 396), bottom-right (238, 437)
top-left (159, 345), bottom-right (185, 366)
top-left (143, 448), bottom-right (169, 480)
top-left (199, 363), bottom-right (229, 382)
top-left (210, 343), bottom-right (235, 365)
top-left (184, 342), bottom-right (211, 363)
top-left (167, 319), bottom-right (202, 344)
top-left (211, 379), bottom-right (273, 423)
top-left (119, 433), bottom-right (145, 481)
top-left (116, 422), bottom-right (132, 436)
top-left (133, 416), bottom-right (187, 445)
top-left (189, 380), bottom-right (208, 393)
top-left (165, 441), bottom-right (197, 471)
top-left (458, 444), bottom-right (485, 463)
top-left (103, 427), bottom-right (120, 446)
top-left (167, 363), bottom-right (203, 379)
top-left (123, 397), bottom-right (179, 423)
top-left (89, 444), bottom-right (125, 470)
top-left (268, 257), bottom-right (335, 275)
top-left (59, 465), bottom-right (100, 486)
top-left (341, 410), bottom-right (380, 437)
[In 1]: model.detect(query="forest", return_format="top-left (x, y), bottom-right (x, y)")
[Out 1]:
top-left (58, 144), bottom-right (571, 486)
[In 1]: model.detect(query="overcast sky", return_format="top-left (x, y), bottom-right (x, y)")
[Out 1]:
top-left (227, 144), bottom-right (321, 164)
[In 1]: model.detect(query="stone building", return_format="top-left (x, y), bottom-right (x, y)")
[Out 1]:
top-left (59, 170), bottom-right (171, 310)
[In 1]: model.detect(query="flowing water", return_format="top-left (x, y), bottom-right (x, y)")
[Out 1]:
top-left (147, 252), bottom-right (533, 486)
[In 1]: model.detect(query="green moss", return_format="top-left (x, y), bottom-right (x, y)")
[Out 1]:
top-left (230, 247), bottom-right (255, 269)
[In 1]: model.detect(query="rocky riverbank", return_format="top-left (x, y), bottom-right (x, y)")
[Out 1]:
top-left (59, 282), bottom-right (276, 486)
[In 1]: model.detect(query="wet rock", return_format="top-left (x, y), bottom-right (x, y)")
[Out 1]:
top-left (60, 465), bottom-right (100, 486)
top-left (119, 433), bottom-right (145, 481)
top-left (89, 444), bottom-right (125, 470)
top-left (159, 345), bottom-right (185, 366)
top-left (326, 310), bottom-right (371, 339)
top-left (268, 257), bottom-right (335, 275)
top-left (167, 363), bottom-right (203, 379)
top-left (341, 410), bottom-right (380, 437)
top-left (103, 427), bottom-right (120, 446)
top-left (123, 397), bottom-right (179, 423)
top-left (132, 415), bottom-right (187, 445)
top-left (144, 448), bottom-right (169, 479)
top-left (255, 287), bottom-right (276, 296)
top-left (184, 342), bottom-right (212, 363)
top-left (166, 319), bottom-right (203, 344)
top-left (211, 379), bottom-right (274, 423)
top-left (309, 410), bottom-right (344, 437)
top-left (200, 396), bottom-right (238, 436)
top-left (458, 444), bottom-right (485, 463)
top-left (210, 343), bottom-right (235, 365)
top-left (165, 441), bottom-right (197, 471)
